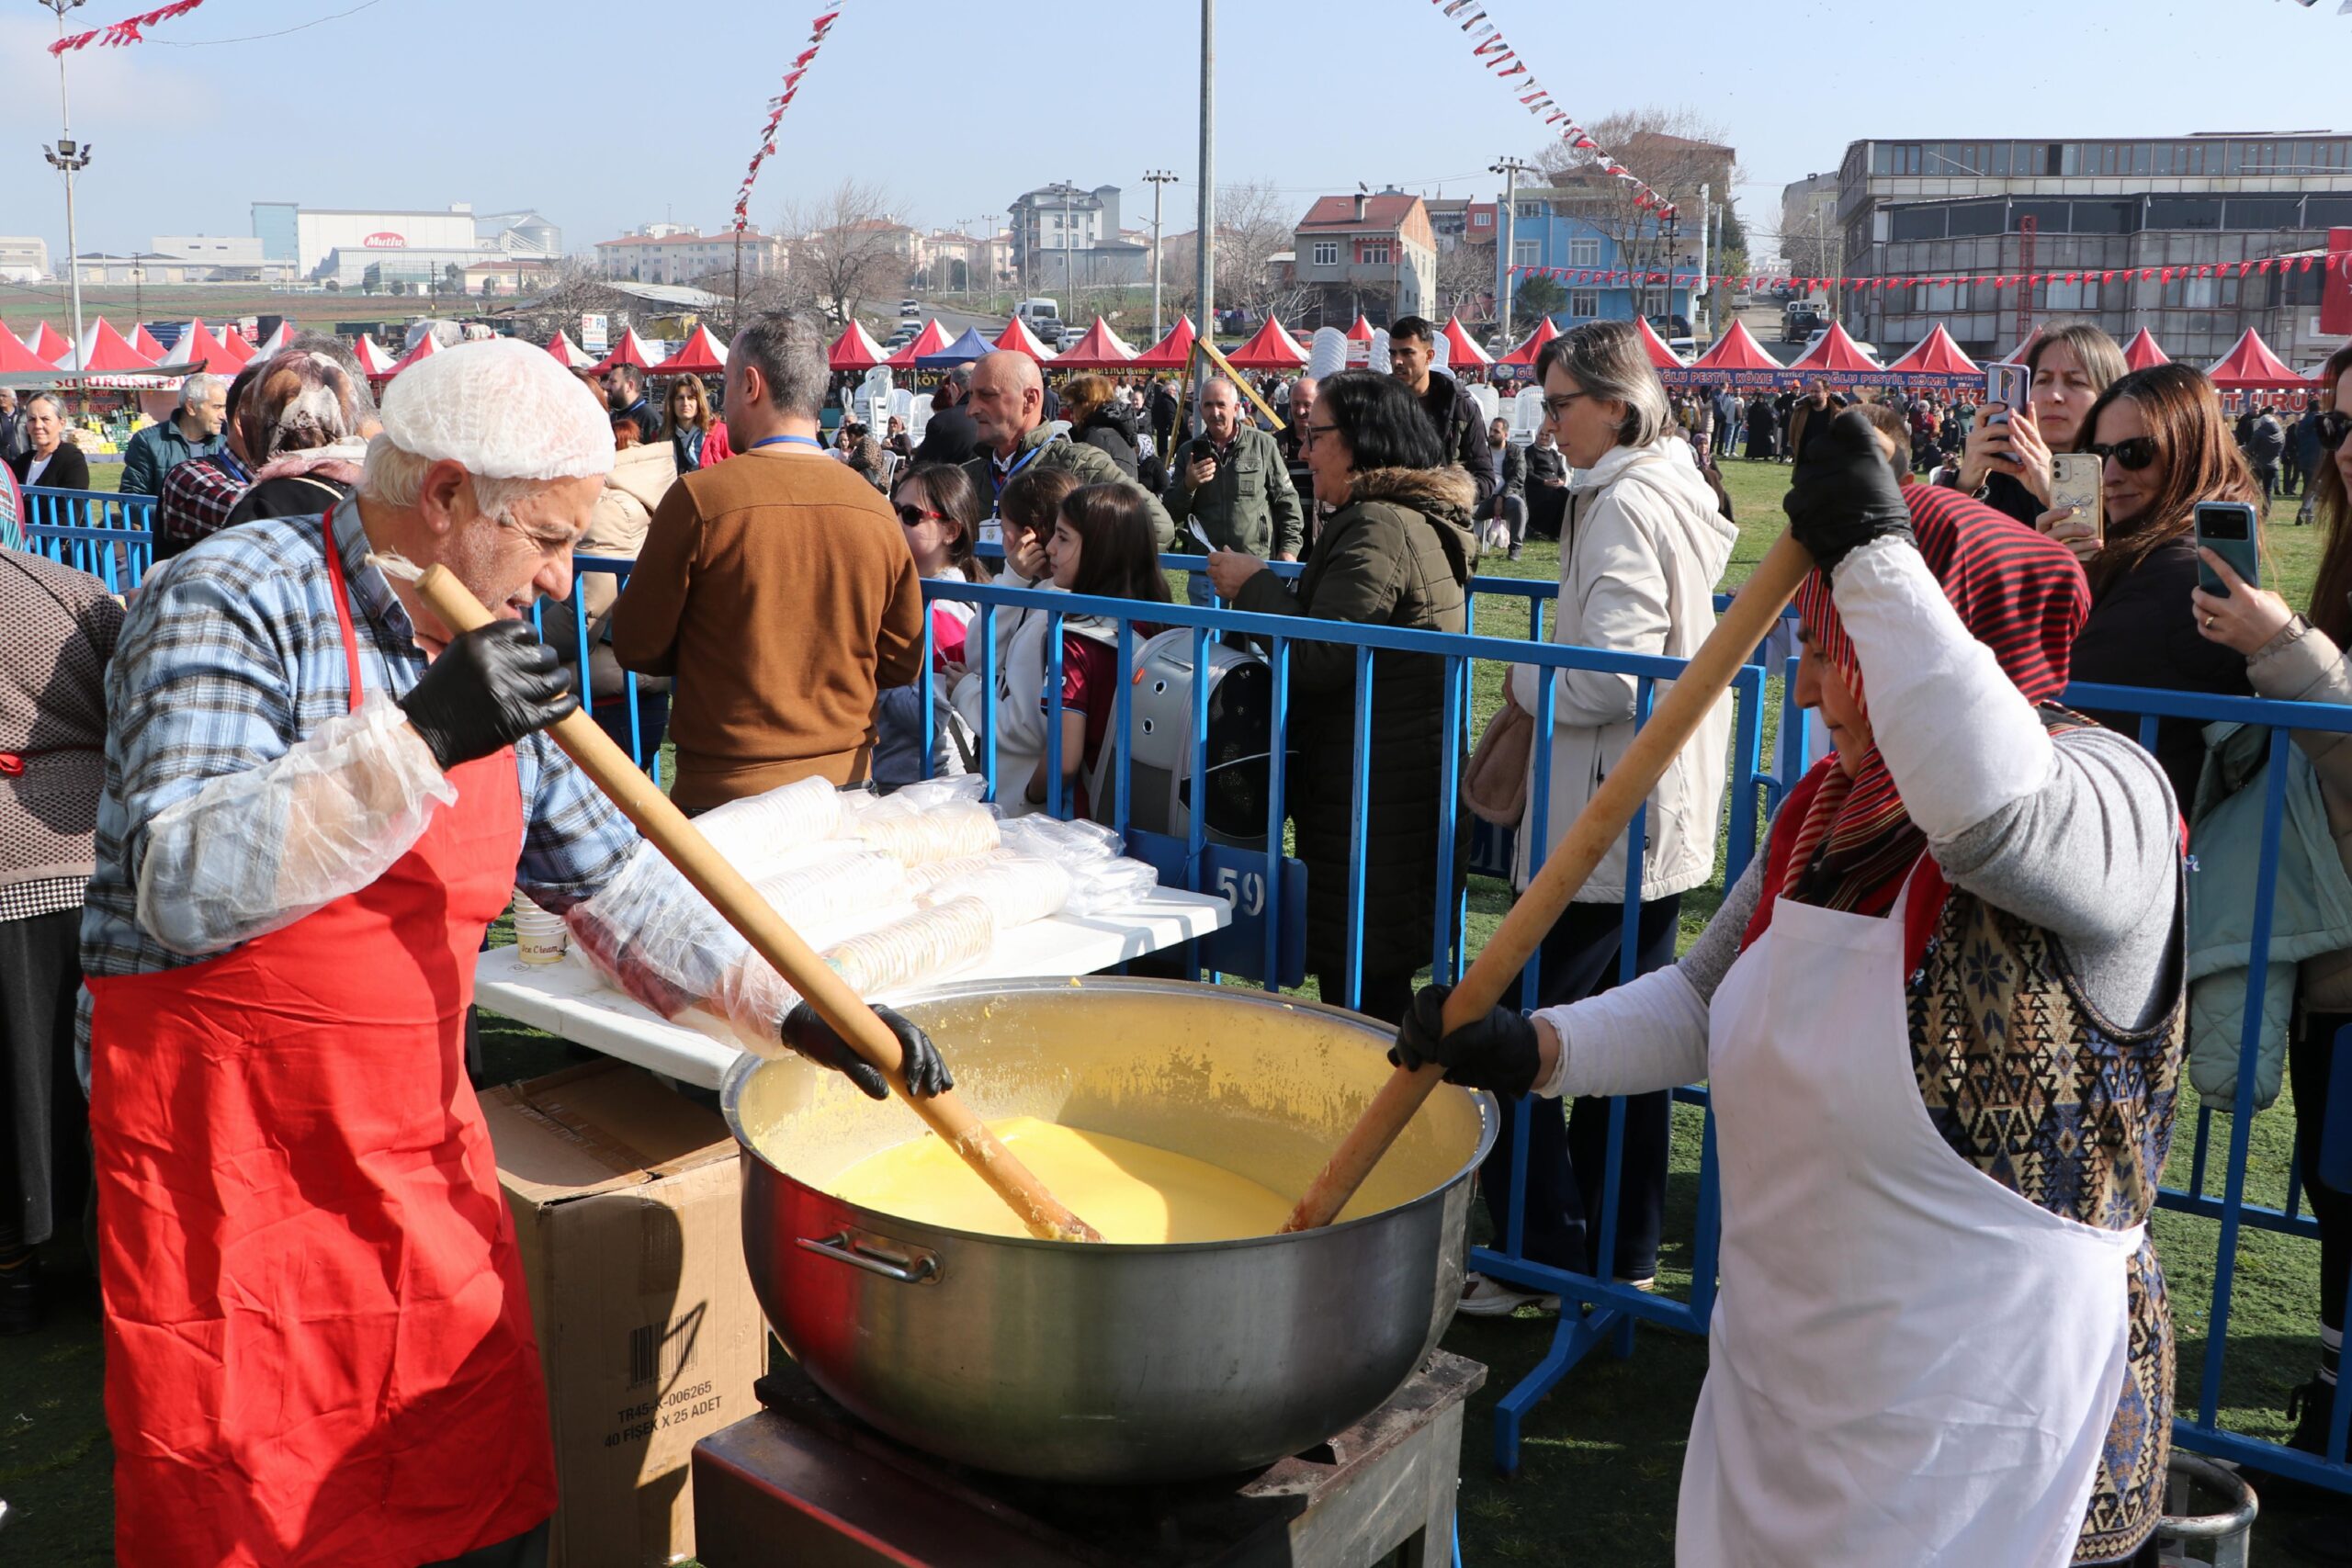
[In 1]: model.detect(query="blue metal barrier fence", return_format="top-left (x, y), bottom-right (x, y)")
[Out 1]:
top-left (21, 508), bottom-right (2348, 1497)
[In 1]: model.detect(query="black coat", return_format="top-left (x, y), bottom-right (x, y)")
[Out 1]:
top-left (10, 443), bottom-right (89, 491)
top-left (1073, 409), bottom-right (1140, 479)
top-left (1415, 369), bottom-right (1497, 512)
top-left (1231, 465), bottom-right (1477, 981)
top-left (2071, 534), bottom-right (2253, 809)
top-left (912, 401), bottom-right (979, 467)
top-left (224, 471), bottom-right (354, 526)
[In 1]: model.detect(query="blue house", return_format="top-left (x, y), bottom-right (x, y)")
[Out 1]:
top-left (1508, 190), bottom-right (1699, 329)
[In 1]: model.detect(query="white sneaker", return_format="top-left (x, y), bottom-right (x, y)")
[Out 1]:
top-left (1456, 1271), bottom-right (1560, 1317)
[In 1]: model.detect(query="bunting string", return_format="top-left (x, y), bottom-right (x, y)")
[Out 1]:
top-left (734, 7), bottom-right (844, 229)
top-left (1430, 0), bottom-right (1679, 219)
top-left (48, 0), bottom-right (208, 53)
top-left (1510, 248), bottom-right (2352, 296)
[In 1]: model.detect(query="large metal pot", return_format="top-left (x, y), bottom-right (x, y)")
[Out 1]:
top-left (722, 976), bottom-right (1494, 1483)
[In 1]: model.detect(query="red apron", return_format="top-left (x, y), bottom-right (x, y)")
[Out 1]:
top-left (88, 518), bottom-right (556, 1568)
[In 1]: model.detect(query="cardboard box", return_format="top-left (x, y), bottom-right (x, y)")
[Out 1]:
top-left (486, 1062), bottom-right (764, 1568)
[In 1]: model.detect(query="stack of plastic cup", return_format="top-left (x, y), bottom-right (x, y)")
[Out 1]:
top-left (510, 892), bottom-right (568, 965)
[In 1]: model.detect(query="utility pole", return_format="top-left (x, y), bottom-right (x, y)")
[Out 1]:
top-left (1194, 0), bottom-right (1215, 337)
top-left (1490, 156), bottom-right (1537, 344)
top-left (1698, 182), bottom-right (1712, 338)
top-left (1144, 169), bottom-right (1176, 339)
top-left (40, 0), bottom-right (92, 367)
top-left (732, 223), bottom-right (743, 327)
top-left (1062, 182), bottom-right (1075, 303)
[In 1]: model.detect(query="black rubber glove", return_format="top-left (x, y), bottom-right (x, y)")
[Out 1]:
top-left (1783, 407), bottom-right (1916, 572)
top-left (1386, 983), bottom-right (1543, 1096)
top-left (397, 620), bottom-right (577, 771)
top-left (781, 1000), bottom-right (953, 1101)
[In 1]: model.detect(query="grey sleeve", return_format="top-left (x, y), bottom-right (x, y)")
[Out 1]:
top-left (1679, 846), bottom-right (1768, 1005)
top-left (1929, 725), bottom-right (2178, 951)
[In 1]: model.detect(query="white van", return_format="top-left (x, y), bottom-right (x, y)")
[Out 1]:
top-left (1014, 298), bottom-right (1060, 328)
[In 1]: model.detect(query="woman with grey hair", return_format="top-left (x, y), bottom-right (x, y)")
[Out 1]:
top-left (1461, 318), bottom-right (1741, 1316)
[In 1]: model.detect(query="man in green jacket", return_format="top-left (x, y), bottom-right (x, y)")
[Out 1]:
top-left (119, 374), bottom-right (229, 497)
top-left (960, 351), bottom-right (1172, 547)
top-left (1165, 376), bottom-right (1303, 603)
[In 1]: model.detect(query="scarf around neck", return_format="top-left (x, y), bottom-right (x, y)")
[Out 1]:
top-left (1741, 481), bottom-right (2089, 956)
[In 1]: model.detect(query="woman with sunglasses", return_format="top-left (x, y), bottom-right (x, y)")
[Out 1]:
top-left (2062, 364), bottom-right (2261, 807)
top-left (2185, 345), bottom-right (2352, 1527)
top-left (873, 464), bottom-right (989, 790)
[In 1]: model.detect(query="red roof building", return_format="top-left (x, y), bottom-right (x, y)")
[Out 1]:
top-left (1290, 192), bottom-right (1438, 326)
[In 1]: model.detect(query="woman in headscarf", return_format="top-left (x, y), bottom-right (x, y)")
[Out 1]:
top-left (1399, 410), bottom-right (2187, 1568)
top-left (220, 339), bottom-right (378, 525)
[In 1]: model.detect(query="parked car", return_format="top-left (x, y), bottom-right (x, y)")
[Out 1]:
top-left (899, 299), bottom-right (922, 318)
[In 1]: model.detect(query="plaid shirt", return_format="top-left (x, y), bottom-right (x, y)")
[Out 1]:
top-left (155, 452), bottom-right (248, 551)
top-left (81, 498), bottom-right (638, 980)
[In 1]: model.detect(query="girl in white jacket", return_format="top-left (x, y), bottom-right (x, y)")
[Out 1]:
top-left (947, 467), bottom-right (1080, 815)
top-left (1464, 321), bottom-right (1740, 1315)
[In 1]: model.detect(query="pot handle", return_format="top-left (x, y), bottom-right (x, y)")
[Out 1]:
top-left (797, 1229), bottom-right (942, 1285)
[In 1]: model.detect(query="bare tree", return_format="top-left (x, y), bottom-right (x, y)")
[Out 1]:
top-left (512, 254), bottom-right (634, 337)
top-left (1777, 181), bottom-right (1841, 285)
top-left (1533, 107), bottom-right (1741, 321)
top-left (1433, 241), bottom-right (1495, 323)
top-left (1211, 178), bottom-right (1314, 323)
top-left (779, 180), bottom-right (915, 324)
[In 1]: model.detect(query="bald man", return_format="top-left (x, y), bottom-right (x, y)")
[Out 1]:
top-left (960, 350), bottom-right (1173, 545)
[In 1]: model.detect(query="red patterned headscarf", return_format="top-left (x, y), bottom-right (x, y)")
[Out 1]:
top-left (1742, 482), bottom-right (2090, 953)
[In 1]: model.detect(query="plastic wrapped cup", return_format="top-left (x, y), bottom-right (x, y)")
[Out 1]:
top-left (511, 892), bottom-right (568, 965)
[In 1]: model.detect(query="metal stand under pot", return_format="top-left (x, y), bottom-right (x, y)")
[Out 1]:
top-left (692, 1350), bottom-right (1485, 1567)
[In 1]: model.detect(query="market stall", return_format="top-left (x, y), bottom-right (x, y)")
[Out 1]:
top-left (1878, 323), bottom-right (1982, 390)
top-left (587, 327), bottom-right (663, 375)
top-left (1496, 315), bottom-right (1559, 368)
top-left (1666, 317), bottom-right (1784, 389)
top-left (2122, 326), bottom-right (2171, 370)
top-left (544, 329), bottom-right (596, 369)
top-left (1223, 315), bottom-right (1310, 370)
top-left (826, 319), bottom-right (888, 371)
top-left (654, 323), bottom-right (729, 378)
top-left (1129, 313), bottom-right (1198, 368)
top-left (1442, 315), bottom-right (1494, 377)
top-left (1632, 314), bottom-right (1690, 370)
top-left (1052, 315), bottom-right (1137, 369)
top-left (883, 318), bottom-right (953, 368)
top-left (350, 334), bottom-right (401, 378)
top-left (991, 315), bottom-right (1058, 363)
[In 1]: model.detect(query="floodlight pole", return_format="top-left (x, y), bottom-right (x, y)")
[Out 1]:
top-left (1145, 169), bottom-right (1176, 340)
top-left (1194, 0), bottom-right (1215, 335)
top-left (40, 0), bottom-right (92, 362)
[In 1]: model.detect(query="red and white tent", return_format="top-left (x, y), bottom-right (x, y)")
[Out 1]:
top-left (1052, 316), bottom-right (1137, 369)
top-left (1223, 316), bottom-right (1310, 370)
top-left (1880, 324), bottom-right (1981, 386)
top-left (159, 320), bottom-right (221, 368)
top-left (884, 319), bottom-right (954, 368)
top-left (1343, 314), bottom-right (1376, 344)
top-left (1441, 316), bottom-right (1493, 369)
top-left (546, 330), bottom-right (597, 369)
top-left (130, 323), bottom-right (170, 363)
top-left (991, 316), bottom-right (1057, 362)
top-left (827, 320), bottom-right (888, 371)
top-left (1786, 321), bottom-right (1883, 377)
top-left (1994, 323), bottom-right (2042, 367)
top-left (387, 332), bottom-right (444, 376)
top-left (207, 324), bottom-right (254, 371)
top-left (0, 323), bottom-right (56, 376)
top-left (63, 319), bottom-right (159, 374)
top-left (251, 320), bottom-right (297, 358)
top-left (25, 321), bottom-right (70, 365)
top-left (657, 324), bottom-right (729, 378)
top-left (589, 329), bottom-right (662, 374)
top-left (2121, 327), bottom-right (2170, 371)
top-left (2206, 327), bottom-right (2307, 391)
top-left (1131, 315), bottom-right (1198, 369)
top-left (351, 334), bottom-right (402, 377)
top-left (1632, 314), bottom-right (1689, 370)
top-left (1670, 319), bottom-right (1786, 388)
top-left (1496, 316), bottom-right (1559, 368)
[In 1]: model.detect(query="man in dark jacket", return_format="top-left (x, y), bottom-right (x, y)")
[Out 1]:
top-left (1148, 377), bottom-right (1182, 456)
top-left (2295, 404), bottom-right (2326, 523)
top-left (2247, 405), bottom-right (2286, 505)
top-left (911, 365), bottom-right (979, 466)
top-left (0, 389), bottom-right (29, 464)
top-left (119, 374), bottom-right (229, 497)
top-left (604, 365), bottom-right (662, 445)
top-left (1525, 425), bottom-right (1568, 539)
top-left (1477, 415), bottom-right (1529, 559)
top-left (1166, 376), bottom-right (1303, 601)
top-left (1386, 316), bottom-right (1496, 511)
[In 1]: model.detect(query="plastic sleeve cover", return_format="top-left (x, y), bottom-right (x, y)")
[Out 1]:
top-left (560, 839), bottom-right (797, 1052)
top-left (134, 692), bottom-right (458, 956)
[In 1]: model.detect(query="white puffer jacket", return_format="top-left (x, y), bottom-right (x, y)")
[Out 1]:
top-left (947, 571), bottom-right (1062, 816)
top-left (1507, 436), bottom-right (1738, 901)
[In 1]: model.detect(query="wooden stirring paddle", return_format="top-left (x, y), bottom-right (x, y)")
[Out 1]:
top-left (1281, 532), bottom-right (1816, 1233)
top-left (402, 560), bottom-right (1102, 1243)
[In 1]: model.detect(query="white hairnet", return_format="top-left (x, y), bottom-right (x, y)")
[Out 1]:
top-left (378, 337), bottom-right (614, 481)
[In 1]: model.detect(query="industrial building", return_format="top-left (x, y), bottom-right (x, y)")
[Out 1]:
top-left (1834, 130), bottom-right (2352, 363)
top-left (251, 201), bottom-right (562, 287)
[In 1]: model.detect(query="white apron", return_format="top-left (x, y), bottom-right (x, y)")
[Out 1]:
top-left (1678, 883), bottom-right (2142, 1568)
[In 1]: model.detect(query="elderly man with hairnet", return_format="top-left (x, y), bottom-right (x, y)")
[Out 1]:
top-left (77, 339), bottom-right (948, 1568)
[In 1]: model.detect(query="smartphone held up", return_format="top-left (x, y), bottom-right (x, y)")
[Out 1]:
top-left (2049, 453), bottom-right (2103, 543)
top-left (1985, 364), bottom-right (2031, 425)
top-left (2194, 501), bottom-right (2260, 597)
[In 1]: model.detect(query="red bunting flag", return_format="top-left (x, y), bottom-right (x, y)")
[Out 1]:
top-left (734, 6), bottom-right (846, 227)
top-left (48, 0), bottom-right (207, 53)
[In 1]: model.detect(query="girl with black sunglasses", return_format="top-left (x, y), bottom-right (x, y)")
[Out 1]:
top-left (2188, 346), bottom-right (2352, 1532)
top-left (2061, 364), bottom-right (2262, 806)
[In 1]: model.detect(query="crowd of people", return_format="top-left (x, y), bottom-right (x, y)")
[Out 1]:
top-left (2, 300), bottom-right (2349, 1564)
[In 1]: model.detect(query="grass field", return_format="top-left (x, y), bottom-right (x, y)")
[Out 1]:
top-left (4, 457), bottom-right (2344, 1563)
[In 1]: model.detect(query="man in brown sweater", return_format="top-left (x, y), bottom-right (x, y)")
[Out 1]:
top-left (612, 310), bottom-right (924, 811)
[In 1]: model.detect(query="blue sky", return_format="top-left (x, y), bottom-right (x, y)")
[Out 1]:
top-left (0, 0), bottom-right (2345, 263)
